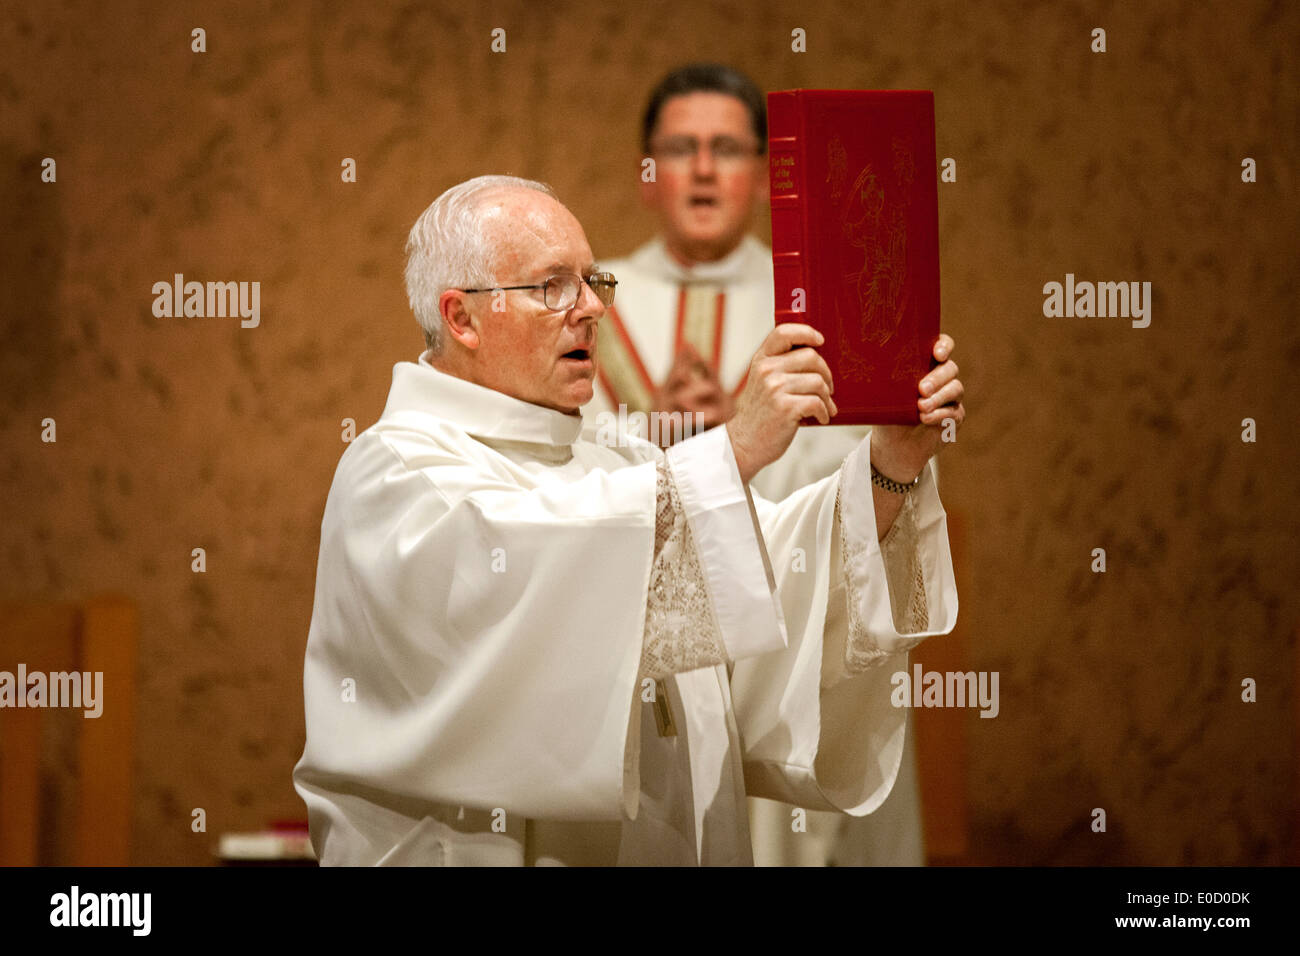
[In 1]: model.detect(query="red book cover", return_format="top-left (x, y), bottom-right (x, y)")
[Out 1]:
top-left (769, 89), bottom-right (941, 425)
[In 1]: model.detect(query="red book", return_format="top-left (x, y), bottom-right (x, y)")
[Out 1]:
top-left (769, 89), bottom-right (941, 425)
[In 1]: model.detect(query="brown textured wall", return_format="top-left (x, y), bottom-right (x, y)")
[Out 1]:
top-left (0, 0), bottom-right (1295, 865)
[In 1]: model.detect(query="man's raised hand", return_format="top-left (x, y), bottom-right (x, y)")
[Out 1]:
top-left (870, 333), bottom-right (966, 483)
top-left (727, 324), bottom-right (837, 485)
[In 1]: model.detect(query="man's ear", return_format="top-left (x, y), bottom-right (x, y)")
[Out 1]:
top-left (439, 289), bottom-right (481, 350)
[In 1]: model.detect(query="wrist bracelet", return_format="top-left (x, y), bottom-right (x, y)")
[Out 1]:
top-left (870, 462), bottom-right (921, 495)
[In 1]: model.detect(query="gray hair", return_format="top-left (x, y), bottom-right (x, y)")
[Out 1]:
top-left (403, 174), bottom-right (556, 352)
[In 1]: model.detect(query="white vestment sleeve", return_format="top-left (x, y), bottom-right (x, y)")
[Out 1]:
top-left (730, 435), bottom-right (958, 816)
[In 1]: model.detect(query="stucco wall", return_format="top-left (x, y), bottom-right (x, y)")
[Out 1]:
top-left (0, 0), bottom-right (1295, 864)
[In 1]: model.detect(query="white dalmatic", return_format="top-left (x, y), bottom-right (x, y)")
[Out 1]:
top-left (292, 355), bottom-right (957, 865)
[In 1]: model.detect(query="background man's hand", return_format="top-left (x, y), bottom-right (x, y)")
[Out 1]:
top-left (727, 324), bottom-right (837, 484)
top-left (652, 343), bottom-right (734, 439)
top-left (870, 333), bottom-right (966, 481)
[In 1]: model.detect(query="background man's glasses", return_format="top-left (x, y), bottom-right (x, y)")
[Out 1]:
top-left (461, 272), bottom-right (617, 311)
top-left (651, 135), bottom-right (762, 166)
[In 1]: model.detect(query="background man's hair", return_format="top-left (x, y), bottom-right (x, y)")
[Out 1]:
top-left (404, 174), bottom-right (556, 352)
top-left (640, 62), bottom-right (767, 156)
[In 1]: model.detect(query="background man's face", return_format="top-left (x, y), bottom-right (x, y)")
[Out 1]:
top-left (469, 190), bottom-right (603, 414)
top-left (642, 91), bottom-right (767, 264)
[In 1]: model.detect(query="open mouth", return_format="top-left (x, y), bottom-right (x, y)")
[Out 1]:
top-left (561, 347), bottom-right (592, 361)
top-left (688, 196), bottom-right (719, 208)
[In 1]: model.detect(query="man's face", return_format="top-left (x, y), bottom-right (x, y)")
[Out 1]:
top-left (642, 91), bottom-right (766, 264)
top-left (464, 190), bottom-right (603, 415)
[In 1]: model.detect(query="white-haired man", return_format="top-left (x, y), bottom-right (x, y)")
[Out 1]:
top-left (293, 175), bottom-right (965, 866)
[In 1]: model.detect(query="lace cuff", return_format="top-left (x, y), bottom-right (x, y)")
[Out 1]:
top-left (837, 483), bottom-right (930, 674)
top-left (638, 461), bottom-right (729, 680)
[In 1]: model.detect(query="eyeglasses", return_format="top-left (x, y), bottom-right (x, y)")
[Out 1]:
top-left (461, 272), bottom-right (617, 312)
top-left (651, 135), bottom-right (762, 166)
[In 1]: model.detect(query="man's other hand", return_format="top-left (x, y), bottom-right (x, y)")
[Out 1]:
top-left (870, 333), bottom-right (966, 482)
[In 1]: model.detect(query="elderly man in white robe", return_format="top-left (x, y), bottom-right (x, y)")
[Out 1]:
top-left (292, 174), bottom-right (966, 866)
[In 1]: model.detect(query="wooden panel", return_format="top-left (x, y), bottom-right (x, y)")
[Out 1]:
top-left (0, 603), bottom-right (78, 866)
top-left (1294, 622), bottom-right (1300, 866)
top-left (0, 599), bottom-right (136, 866)
top-left (912, 510), bottom-right (971, 863)
top-left (75, 595), bottom-right (137, 866)
top-left (0, 707), bottom-right (44, 866)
